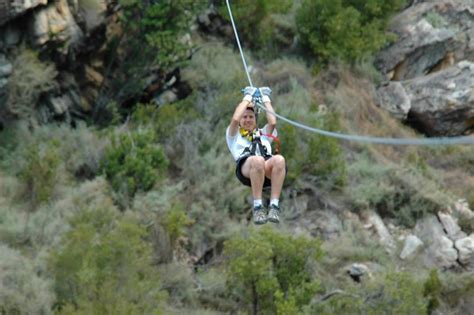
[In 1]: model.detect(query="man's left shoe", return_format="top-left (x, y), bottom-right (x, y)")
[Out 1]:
top-left (267, 204), bottom-right (280, 224)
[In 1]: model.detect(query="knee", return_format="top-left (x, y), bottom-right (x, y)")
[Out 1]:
top-left (249, 156), bottom-right (265, 172)
top-left (273, 155), bottom-right (286, 170)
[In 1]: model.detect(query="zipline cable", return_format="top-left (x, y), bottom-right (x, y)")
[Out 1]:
top-left (225, 0), bottom-right (474, 145)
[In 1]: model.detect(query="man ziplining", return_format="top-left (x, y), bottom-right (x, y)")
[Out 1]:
top-left (226, 86), bottom-right (287, 225)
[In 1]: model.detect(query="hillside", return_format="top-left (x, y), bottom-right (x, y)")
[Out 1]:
top-left (1, 0), bottom-right (474, 314)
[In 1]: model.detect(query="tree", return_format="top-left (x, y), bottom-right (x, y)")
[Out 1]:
top-left (296, 0), bottom-right (405, 64)
top-left (224, 227), bottom-right (323, 314)
top-left (49, 207), bottom-right (166, 313)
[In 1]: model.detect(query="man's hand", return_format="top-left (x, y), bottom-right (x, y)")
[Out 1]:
top-left (259, 87), bottom-right (272, 103)
top-left (242, 86), bottom-right (258, 102)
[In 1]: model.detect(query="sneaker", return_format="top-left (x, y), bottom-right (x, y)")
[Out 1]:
top-left (253, 205), bottom-right (267, 225)
top-left (267, 204), bottom-right (280, 223)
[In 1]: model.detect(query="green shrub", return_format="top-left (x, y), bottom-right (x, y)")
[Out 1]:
top-left (161, 202), bottom-right (194, 245)
top-left (424, 11), bottom-right (447, 28)
top-left (1, 123), bottom-right (105, 180)
top-left (18, 140), bottom-right (61, 208)
top-left (131, 102), bottom-right (199, 143)
top-left (305, 112), bottom-right (347, 188)
top-left (281, 110), bottom-right (346, 188)
top-left (0, 245), bottom-right (54, 314)
top-left (296, 0), bottom-right (405, 64)
top-left (103, 0), bottom-right (205, 105)
top-left (101, 128), bottom-right (169, 198)
top-left (182, 42), bottom-right (247, 95)
top-left (224, 227), bottom-right (323, 314)
top-left (457, 212), bottom-right (474, 235)
top-left (218, 0), bottom-right (293, 52)
top-left (23, 178), bottom-right (114, 249)
top-left (424, 269), bottom-right (442, 313)
top-left (49, 207), bottom-right (166, 313)
top-left (309, 272), bottom-right (427, 314)
top-left (6, 47), bottom-right (58, 120)
top-left (438, 272), bottom-right (474, 311)
top-left (347, 154), bottom-right (450, 227)
top-left (157, 262), bottom-right (197, 306)
top-left (321, 220), bottom-right (391, 272)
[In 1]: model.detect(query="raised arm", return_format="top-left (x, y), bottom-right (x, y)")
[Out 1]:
top-left (229, 99), bottom-right (252, 137)
top-left (260, 87), bottom-right (276, 135)
top-left (228, 87), bottom-right (257, 137)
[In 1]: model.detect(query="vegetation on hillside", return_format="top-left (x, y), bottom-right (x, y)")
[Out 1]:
top-left (1, 1), bottom-right (474, 314)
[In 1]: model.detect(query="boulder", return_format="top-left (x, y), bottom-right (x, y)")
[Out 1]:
top-left (376, 81), bottom-right (411, 119)
top-left (0, 0), bottom-right (48, 26)
top-left (364, 210), bottom-right (396, 253)
top-left (437, 211), bottom-right (467, 240)
top-left (414, 215), bottom-right (458, 268)
top-left (377, 61), bottom-right (474, 136)
top-left (454, 235), bottom-right (474, 269)
top-left (400, 234), bottom-right (424, 260)
top-left (375, 0), bottom-right (474, 81)
top-left (28, 0), bottom-right (83, 52)
top-left (403, 61), bottom-right (474, 136)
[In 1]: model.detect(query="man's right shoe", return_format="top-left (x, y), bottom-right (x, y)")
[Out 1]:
top-left (267, 204), bottom-right (280, 223)
top-left (253, 205), bottom-right (267, 225)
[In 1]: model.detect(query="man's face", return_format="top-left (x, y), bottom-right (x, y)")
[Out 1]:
top-left (240, 109), bottom-right (256, 131)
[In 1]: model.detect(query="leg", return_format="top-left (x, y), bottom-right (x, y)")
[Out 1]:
top-left (241, 156), bottom-right (266, 199)
top-left (264, 155), bottom-right (286, 199)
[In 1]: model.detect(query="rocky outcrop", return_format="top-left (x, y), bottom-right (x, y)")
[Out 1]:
top-left (28, 0), bottom-right (83, 52)
top-left (376, 0), bottom-right (474, 81)
top-left (400, 234), bottom-right (424, 260)
top-left (414, 215), bottom-right (458, 269)
top-left (455, 235), bottom-right (474, 268)
top-left (0, 0), bottom-right (48, 26)
top-left (375, 0), bottom-right (474, 136)
top-left (377, 61), bottom-right (474, 136)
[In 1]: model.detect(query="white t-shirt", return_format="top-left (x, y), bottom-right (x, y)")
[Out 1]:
top-left (226, 125), bottom-right (277, 161)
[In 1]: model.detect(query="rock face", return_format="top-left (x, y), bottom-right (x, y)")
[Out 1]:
top-left (0, 0), bottom-right (48, 26)
top-left (414, 215), bottom-right (458, 269)
top-left (400, 234), bottom-right (424, 260)
top-left (28, 0), bottom-right (83, 51)
top-left (455, 235), bottom-right (474, 268)
top-left (376, 0), bottom-right (474, 80)
top-left (375, 0), bottom-right (474, 136)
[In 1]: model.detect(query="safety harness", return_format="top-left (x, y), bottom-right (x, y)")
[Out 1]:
top-left (239, 127), bottom-right (280, 159)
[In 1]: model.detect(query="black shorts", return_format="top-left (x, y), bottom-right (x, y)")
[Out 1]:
top-left (235, 155), bottom-right (272, 187)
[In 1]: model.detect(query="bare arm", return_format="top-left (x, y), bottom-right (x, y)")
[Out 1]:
top-left (263, 100), bottom-right (276, 135)
top-left (228, 99), bottom-right (252, 137)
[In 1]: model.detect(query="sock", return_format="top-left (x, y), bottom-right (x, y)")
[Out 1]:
top-left (253, 199), bottom-right (263, 208)
top-left (270, 199), bottom-right (279, 207)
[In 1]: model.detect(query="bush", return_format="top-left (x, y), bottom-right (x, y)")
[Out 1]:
top-left (0, 245), bottom-right (54, 314)
top-left (296, 0), bottom-right (405, 64)
top-left (305, 112), bottom-right (347, 188)
top-left (217, 0), bottom-right (294, 55)
top-left (280, 110), bottom-right (346, 188)
top-left (224, 227), bottom-right (323, 314)
top-left (103, 0), bottom-right (205, 105)
top-left (18, 140), bottom-right (61, 209)
top-left (309, 271), bottom-right (427, 314)
top-left (161, 202), bottom-right (194, 245)
top-left (101, 128), bottom-right (169, 198)
top-left (424, 269), bottom-right (442, 313)
top-left (49, 207), bottom-right (166, 313)
top-left (347, 154), bottom-right (450, 227)
top-left (5, 47), bottom-right (58, 120)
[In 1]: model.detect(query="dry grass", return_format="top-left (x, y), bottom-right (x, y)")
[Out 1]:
top-left (320, 65), bottom-right (419, 161)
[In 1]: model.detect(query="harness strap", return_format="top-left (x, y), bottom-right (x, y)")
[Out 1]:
top-left (261, 133), bottom-right (281, 154)
top-left (241, 134), bottom-right (272, 159)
